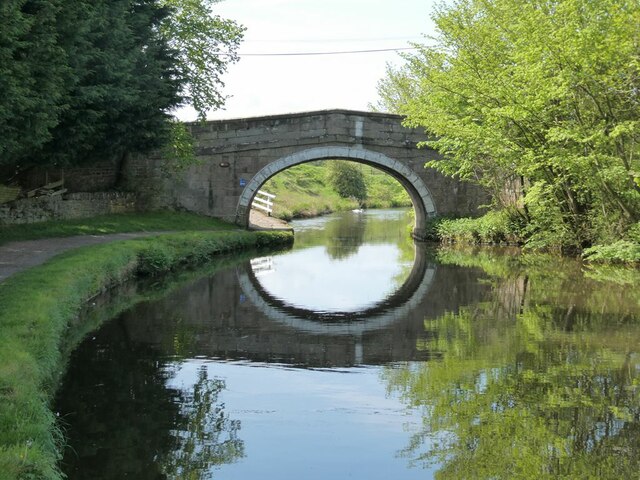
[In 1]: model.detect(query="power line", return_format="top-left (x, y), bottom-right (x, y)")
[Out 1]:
top-left (246, 36), bottom-right (425, 43)
top-left (215, 47), bottom-right (418, 57)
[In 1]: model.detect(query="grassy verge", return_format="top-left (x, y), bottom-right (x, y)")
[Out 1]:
top-left (0, 229), bottom-right (293, 480)
top-left (430, 212), bottom-right (640, 265)
top-left (0, 211), bottom-right (234, 246)
top-left (261, 161), bottom-right (411, 220)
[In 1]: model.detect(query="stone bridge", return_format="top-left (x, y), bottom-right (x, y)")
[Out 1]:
top-left (128, 109), bottom-right (487, 239)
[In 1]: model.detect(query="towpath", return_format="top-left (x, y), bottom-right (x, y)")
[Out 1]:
top-left (0, 232), bottom-right (162, 283)
top-left (0, 211), bottom-right (291, 283)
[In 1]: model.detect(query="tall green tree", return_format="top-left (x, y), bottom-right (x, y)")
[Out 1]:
top-left (32, 0), bottom-right (183, 168)
top-left (0, 0), bottom-right (67, 164)
top-left (1, 0), bottom-right (243, 171)
top-left (378, 0), bottom-right (640, 249)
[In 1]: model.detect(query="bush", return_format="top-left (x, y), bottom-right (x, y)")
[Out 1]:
top-left (582, 240), bottom-right (640, 265)
top-left (432, 210), bottom-right (524, 245)
top-left (627, 222), bottom-right (640, 243)
top-left (137, 244), bottom-right (176, 275)
top-left (326, 161), bottom-right (367, 202)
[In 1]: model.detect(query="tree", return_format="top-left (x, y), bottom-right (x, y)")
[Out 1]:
top-left (1, 0), bottom-right (244, 171)
top-left (160, 0), bottom-right (245, 119)
top-left (0, 0), bottom-right (67, 165)
top-left (377, 0), bottom-right (640, 249)
top-left (327, 161), bottom-right (368, 204)
top-left (30, 0), bottom-right (184, 169)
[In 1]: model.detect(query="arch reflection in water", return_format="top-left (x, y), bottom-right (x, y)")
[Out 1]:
top-left (118, 210), bottom-right (457, 367)
top-left (238, 244), bottom-right (435, 334)
top-left (252, 208), bottom-right (418, 314)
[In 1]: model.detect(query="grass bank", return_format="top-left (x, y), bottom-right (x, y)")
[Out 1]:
top-left (427, 212), bottom-right (640, 265)
top-left (0, 228), bottom-right (292, 480)
top-left (0, 211), bottom-right (234, 246)
top-left (261, 161), bottom-right (411, 220)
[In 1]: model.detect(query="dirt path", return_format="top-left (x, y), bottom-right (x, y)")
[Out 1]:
top-left (0, 232), bottom-right (162, 283)
top-left (0, 210), bottom-right (291, 283)
top-left (0, 211), bottom-right (291, 284)
top-left (249, 210), bottom-right (293, 231)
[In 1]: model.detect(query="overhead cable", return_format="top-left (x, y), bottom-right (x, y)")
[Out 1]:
top-left (214, 47), bottom-right (419, 57)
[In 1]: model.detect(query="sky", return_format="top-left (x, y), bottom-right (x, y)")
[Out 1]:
top-left (176, 0), bottom-right (439, 121)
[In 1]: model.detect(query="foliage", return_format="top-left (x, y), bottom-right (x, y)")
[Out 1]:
top-left (326, 161), bottom-right (368, 203)
top-left (0, 228), bottom-right (292, 479)
top-left (627, 222), bottom-right (640, 242)
top-left (362, 167), bottom-right (411, 208)
top-left (1, 0), bottom-right (183, 168)
top-left (160, 120), bottom-right (200, 175)
top-left (160, 0), bottom-right (244, 119)
top-left (0, 0), bottom-right (242, 171)
top-left (582, 240), bottom-right (640, 265)
top-left (435, 210), bottom-right (524, 245)
top-left (262, 162), bottom-right (354, 220)
top-left (378, 0), bottom-right (640, 251)
top-left (0, 0), bottom-right (67, 164)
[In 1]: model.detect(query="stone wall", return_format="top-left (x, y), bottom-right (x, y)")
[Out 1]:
top-left (5, 162), bottom-right (119, 193)
top-left (0, 192), bottom-right (137, 225)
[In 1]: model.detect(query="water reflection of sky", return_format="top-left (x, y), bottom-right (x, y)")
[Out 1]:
top-left (257, 244), bottom-right (412, 312)
top-left (292, 209), bottom-right (411, 232)
top-left (168, 360), bottom-right (434, 480)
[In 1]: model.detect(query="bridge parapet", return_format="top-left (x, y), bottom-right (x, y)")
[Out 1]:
top-left (189, 110), bottom-right (425, 155)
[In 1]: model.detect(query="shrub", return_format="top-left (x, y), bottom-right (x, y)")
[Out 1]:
top-left (137, 244), bottom-right (176, 275)
top-left (582, 240), bottom-right (640, 265)
top-left (326, 161), bottom-right (367, 202)
top-left (432, 210), bottom-right (523, 245)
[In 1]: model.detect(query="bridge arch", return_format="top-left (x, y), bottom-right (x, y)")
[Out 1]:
top-left (234, 146), bottom-right (437, 240)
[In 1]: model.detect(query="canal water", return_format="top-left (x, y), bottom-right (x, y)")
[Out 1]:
top-left (55, 209), bottom-right (640, 479)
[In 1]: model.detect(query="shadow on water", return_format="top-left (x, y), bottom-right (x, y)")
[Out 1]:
top-left (55, 210), bottom-right (640, 479)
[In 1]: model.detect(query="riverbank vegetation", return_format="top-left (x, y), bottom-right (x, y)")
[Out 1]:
top-left (0, 228), bottom-right (292, 479)
top-left (377, 0), bottom-right (640, 262)
top-left (261, 161), bottom-right (411, 220)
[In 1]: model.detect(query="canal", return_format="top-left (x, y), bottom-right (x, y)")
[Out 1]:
top-left (55, 209), bottom-right (640, 479)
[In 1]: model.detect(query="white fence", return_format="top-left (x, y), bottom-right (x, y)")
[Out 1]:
top-left (251, 190), bottom-right (276, 216)
top-left (250, 256), bottom-right (274, 276)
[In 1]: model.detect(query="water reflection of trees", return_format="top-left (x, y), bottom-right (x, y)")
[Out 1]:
top-left (57, 319), bottom-right (244, 479)
top-left (384, 249), bottom-right (640, 479)
top-left (162, 366), bottom-right (244, 479)
top-left (292, 210), bottom-right (417, 291)
top-left (293, 209), bottom-right (415, 262)
top-left (323, 212), bottom-right (366, 260)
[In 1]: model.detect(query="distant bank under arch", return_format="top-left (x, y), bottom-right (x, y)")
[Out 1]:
top-left (236, 146), bottom-right (437, 239)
